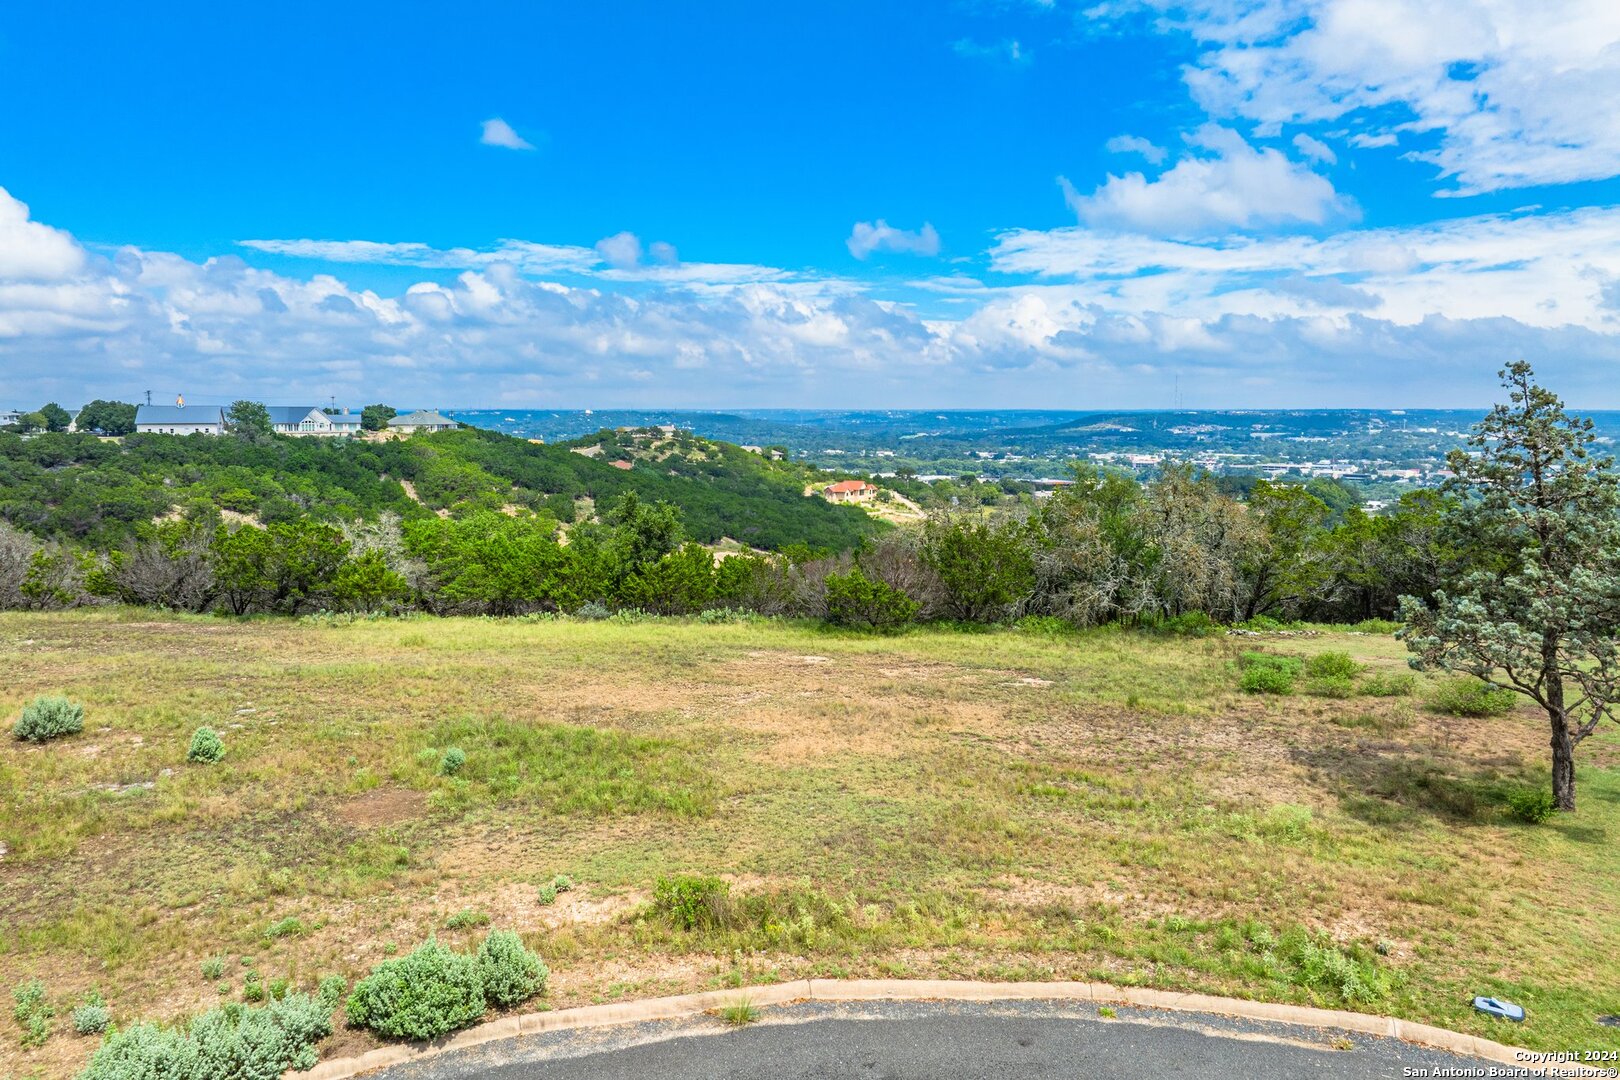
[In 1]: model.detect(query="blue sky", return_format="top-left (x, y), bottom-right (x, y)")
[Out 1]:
top-left (4, 0), bottom-right (1620, 408)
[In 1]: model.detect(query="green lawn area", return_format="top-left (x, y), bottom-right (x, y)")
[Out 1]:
top-left (1, 610), bottom-right (1616, 1075)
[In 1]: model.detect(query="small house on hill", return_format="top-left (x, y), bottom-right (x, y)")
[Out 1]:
top-left (388, 410), bottom-right (461, 434)
top-left (135, 404), bottom-right (227, 436)
top-left (266, 407), bottom-right (363, 436)
top-left (821, 479), bottom-right (878, 503)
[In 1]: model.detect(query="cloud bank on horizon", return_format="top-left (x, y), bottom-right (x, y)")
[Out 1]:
top-left (3, 0), bottom-right (1620, 409)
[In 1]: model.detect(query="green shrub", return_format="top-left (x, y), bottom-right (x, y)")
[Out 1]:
top-left (1147, 611), bottom-right (1218, 636)
top-left (1427, 678), bottom-right (1517, 717)
top-left (439, 747), bottom-right (467, 776)
top-left (444, 909), bottom-right (490, 931)
top-left (1359, 673), bottom-right (1416, 697)
top-left (263, 916), bottom-right (306, 939)
top-left (241, 973), bottom-right (265, 1003)
top-left (1276, 928), bottom-right (1391, 1004)
top-left (268, 978), bottom-right (291, 1001)
top-left (187, 726), bottom-right (225, 764)
top-left (72, 992), bottom-right (111, 1037)
top-left (550, 874), bottom-right (573, 893)
top-left (537, 882), bottom-right (558, 906)
top-left (823, 568), bottom-right (919, 631)
top-left (317, 975), bottom-right (348, 1012)
top-left (12, 695), bottom-right (83, 743)
top-left (1304, 674), bottom-right (1355, 699)
top-left (79, 995), bottom-right (335, 1078)
top-left (346, 939), bottom-right (486, 1040)
top-left (1239, 665), bottom-right (1295, 695)
top-left (1240, 651), bottom-right (1303, 674)
top-left (200, 956), bottom-right (226, 981)
top-left (476, 930), bottom-right (549, 1008)
top-left (1506, 786), bottom-right (1558, 824)
top-left (1347, 618), bottom-right (1401, 635)
top-left (653, 875), bottom-right (731, 930)
top-left (13, 978), bottom-right (52, 1048)
top-left (574, 600), bottom-right (612, 620)
top-left (1304, 651), bottom-right (1360, 680)
top-left (189, 993), bottom-right (334, 1076)
top-left (79, 1021), bottom-right (195, 1078)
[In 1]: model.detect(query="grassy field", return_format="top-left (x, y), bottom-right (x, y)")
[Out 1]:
top-left (1, 610), bottom-right (1617, 1076)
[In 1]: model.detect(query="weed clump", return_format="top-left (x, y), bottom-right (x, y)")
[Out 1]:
top-left (654, 875), bottom-right (732, 930)
top-left (13, 978), bottom-right (52, 1048)
top-left (1427, 679), bottom-right (1516, 717)
top-left (1239, 653), bottom-right (1301, 694)
top-left (12, 695), bottom-right (83, 743)
top-left (1359, 673), bottom-right (1416, 697)
top-left (444, 909), bottom-right (490, 931)
top-left (719, 997), bottom-right (759, 1026)
top-left (1304, 674), bottom-right (1355, 698)
top-left (1304, 651), bottom-right (1360, 680)
top-left (1506, 786), bottom-right (1557, 824)
top-left (439, 747), bottom-right (467, 776)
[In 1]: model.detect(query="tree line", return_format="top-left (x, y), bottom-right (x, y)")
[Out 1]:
top-left (3, 366), bottom-right (1615, 809)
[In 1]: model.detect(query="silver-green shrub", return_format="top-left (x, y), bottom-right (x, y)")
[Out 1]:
top-left (72, 990), bottom-right (110, 1036)
top-left (476, 930), bottom-right (548, 1008)
top-left (76, 994), bottom-right (332, 1080)
top-left (13, 695), bottom-right (84, 742)
top-left (345, 939), bottom-right (485, 1040)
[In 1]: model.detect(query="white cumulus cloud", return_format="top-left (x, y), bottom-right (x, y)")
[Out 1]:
top-left (1091, 0), bottom-right (1620, 194)
top-left (1061, 126), bottom-right (1353, 236)
top-left (480, 118), bottom-right (535, 151)
top-left (847, 220), bottom-right (942, 260)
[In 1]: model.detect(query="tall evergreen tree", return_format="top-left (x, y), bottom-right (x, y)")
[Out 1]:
top-left (1399, 362), bottom-right (1620, 811)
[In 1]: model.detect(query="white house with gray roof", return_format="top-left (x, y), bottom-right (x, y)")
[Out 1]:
top-left (387, 410), bottom-right (460, 434)
top-left (135, 404), bottom-right (364, 437)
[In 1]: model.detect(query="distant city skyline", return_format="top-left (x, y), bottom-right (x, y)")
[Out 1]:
top-left (5, 2), bottom-right (1620, 408)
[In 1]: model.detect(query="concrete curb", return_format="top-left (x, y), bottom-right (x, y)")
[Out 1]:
top-left (287, 978), bottom-right (1526, 1079)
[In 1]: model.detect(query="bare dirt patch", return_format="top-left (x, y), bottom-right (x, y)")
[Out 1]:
top-left (335, 788), bottom-right (428, 829)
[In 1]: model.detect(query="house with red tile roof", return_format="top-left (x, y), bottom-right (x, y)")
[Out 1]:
top-left (821, 479), bottom-right (877, 503)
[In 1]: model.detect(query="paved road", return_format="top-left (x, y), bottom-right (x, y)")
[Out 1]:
top-left (372, 999), bottom-right (1498, 1080)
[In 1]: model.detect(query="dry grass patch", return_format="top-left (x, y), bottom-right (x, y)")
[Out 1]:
top-left (0, 611), bottom-right (1616, 1076)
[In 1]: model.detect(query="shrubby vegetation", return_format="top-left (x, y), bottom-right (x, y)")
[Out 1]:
top-left (13, 695), bottom-right (84, 742)
top-left (345, 931), bottom-right (548, 1040)
top-left (77, 992), bottom-right (333, 1079)
top-left (0, 412), bottom-right (1453, 626)
top-left (187, 726), bottom-right (225, 764)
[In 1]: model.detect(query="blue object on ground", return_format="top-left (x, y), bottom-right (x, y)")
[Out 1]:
top-left (1472, 996), bottom-right (1526, 1021)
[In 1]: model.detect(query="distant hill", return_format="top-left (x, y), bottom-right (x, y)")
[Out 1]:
top-left (0, 425), bottom-right (880, 552)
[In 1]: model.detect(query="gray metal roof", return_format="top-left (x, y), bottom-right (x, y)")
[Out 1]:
top-left (265, 406), bottom-right (322, 425)
top-left (389, 410), bottom-right (459, 427)
top-left (135, 405), bottom-right (226, 425)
